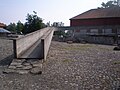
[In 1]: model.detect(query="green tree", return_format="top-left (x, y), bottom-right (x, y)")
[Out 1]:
top-left (101, 0), bottom-right (119, 8)
top-left (24, 11), bottom-right (45, 34)
top-left (6, 23), bottom-right (16, 33)
top-left (16, 21), bottom-right (24, 34)
top-left (52, 22), bottom-right (64, 27)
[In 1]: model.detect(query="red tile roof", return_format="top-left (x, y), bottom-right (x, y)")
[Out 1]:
top-left (70, 7), bottom-right (120, 20)
top-left (0, 23), bottom-right (6, 28)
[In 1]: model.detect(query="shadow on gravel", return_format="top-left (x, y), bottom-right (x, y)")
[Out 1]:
top-left (0, 54), bottom-right (13, 66)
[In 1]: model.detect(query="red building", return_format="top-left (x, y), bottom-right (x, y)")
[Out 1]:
top-left (0, 23), bottom-right (10, 37)
top-left (0, 23), bottom-right (6, 28)
top-left (70, 7), bottom-right (120, 26)
top-left (69, 7), bottom-right (120, 44)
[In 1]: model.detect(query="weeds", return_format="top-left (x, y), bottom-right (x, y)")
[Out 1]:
top-left (63, 44), bottom-right (93, 51)
top-left (62, 59), bottom-right (71, 63)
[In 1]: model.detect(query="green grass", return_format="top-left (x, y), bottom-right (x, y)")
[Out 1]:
top-left (63, 44), bottom-right (93, 51)
top-left (62, 59), bottom-right (71, 63)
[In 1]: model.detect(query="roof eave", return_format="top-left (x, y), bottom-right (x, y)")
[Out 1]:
top-left (70, 17), bottom-right (120, 20)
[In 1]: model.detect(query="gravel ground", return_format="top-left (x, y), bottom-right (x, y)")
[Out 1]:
top-left (0, 38), bottom-right (120, 90)
top-left (0, 38), bottom-right (13, 66)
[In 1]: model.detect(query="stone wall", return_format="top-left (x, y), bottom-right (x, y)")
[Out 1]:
top-left (71, 25), bottom-right (120, 45)
top-left (87, 36), bottom-right (114, 44)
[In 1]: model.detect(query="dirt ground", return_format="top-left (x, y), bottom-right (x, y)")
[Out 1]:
top-left (0, 38), bottom-right (120, 90)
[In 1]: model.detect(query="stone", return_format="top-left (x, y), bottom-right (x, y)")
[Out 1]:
top-left (13, 59), bottom-right (25, 63)
top-left (30, 67), bottom-right (42, 75)
top-left (16, 70), bottom-right (29, 74)
top-left (22, 62), bottom-right (31, 66)
top-left (18, 59), bottom-right (26, 62)
top-left (8, 66), bottom-right (17, 69)
top-left (16, 65), bottom-right (23, 68)
top-left (3, 69), bottom-right (15, 74)
top-left (32, 63), bottom-right (42, 68)
top-left (22, 65), bottom-right (33, 70)
top-left (113, 46), bottom-right (120, 51)
top-left (10, 62), bottom-right (22, 66)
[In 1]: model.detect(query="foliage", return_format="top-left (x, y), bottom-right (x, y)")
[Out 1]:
top-left (24, 11), bottom-right (45, 34)
top-left (52, 22), bottom-right (64, 27)
top-left (6, 11), bottom-right (46, 34)
top-left (101, 0), bottom-right (119, 8)
top-left (54, 31), bottom-right (64, 36)
top-left (16, 21), bottom-right (24, 34)
top-left (46, 21), bottom-right (50, 27)
top-left (6, 23), bottom-right (16, 33)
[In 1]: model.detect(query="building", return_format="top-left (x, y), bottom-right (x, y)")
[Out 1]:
top-left (0, 23), bottom-right (10, 37)
top-left (70, 7), bottom-right (120, 44)
top-left (0, 28), bottom-right (11, 37)
top-left (0, 23), bottom-right (6, 28)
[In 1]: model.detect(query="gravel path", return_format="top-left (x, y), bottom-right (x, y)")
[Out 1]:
top-left (0, 38), bottom-right (13, 66)
top-left (0, 39), bottom-right (120, 90)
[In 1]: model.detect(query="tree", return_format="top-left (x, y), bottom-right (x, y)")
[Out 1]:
top-left (6, 23), bottom-right (16, 33)
top-left (7, 21), bottom-right (24, 34)
top-left (52, 22), bottom-right (64, 27)
top-left (46, 21), bottom-right (50, 27)
top-left (16, 21), bottom-right (24, 34)
top-left (101, 0), bottom-right (119, 8)
top-left (24, 11), bottom-right (45, 34)
top-left (6, 11), bottom-right (46, 34)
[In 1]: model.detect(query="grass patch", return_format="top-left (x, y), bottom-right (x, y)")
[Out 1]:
top-left (97, 47), bottom-right (111, 51)
top-left (62, 59), bottom-right (71, 63)
top-left (63, 44), bottom-right (93, 51)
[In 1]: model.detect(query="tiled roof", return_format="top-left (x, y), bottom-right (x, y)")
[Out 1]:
top-left (70, 7), bottom-right (120, 20)
top-left (0, 23), bottom-right (6, 27)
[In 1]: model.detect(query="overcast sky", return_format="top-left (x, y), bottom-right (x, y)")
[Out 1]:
top-left (0, 0), bottom-right (108, 26)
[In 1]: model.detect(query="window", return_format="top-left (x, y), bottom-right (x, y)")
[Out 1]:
top-left (102, 29), bottom-right (112, 34)
top-left (90, 29), bottom-right (98, 34)
top-left (80, 29), bottom-right (87, 34)
top-left (117, 29), bottom-right (120, 34)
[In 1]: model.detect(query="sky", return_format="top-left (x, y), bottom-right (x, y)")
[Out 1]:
top-left (0, 0), bottom-right (109, 26)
